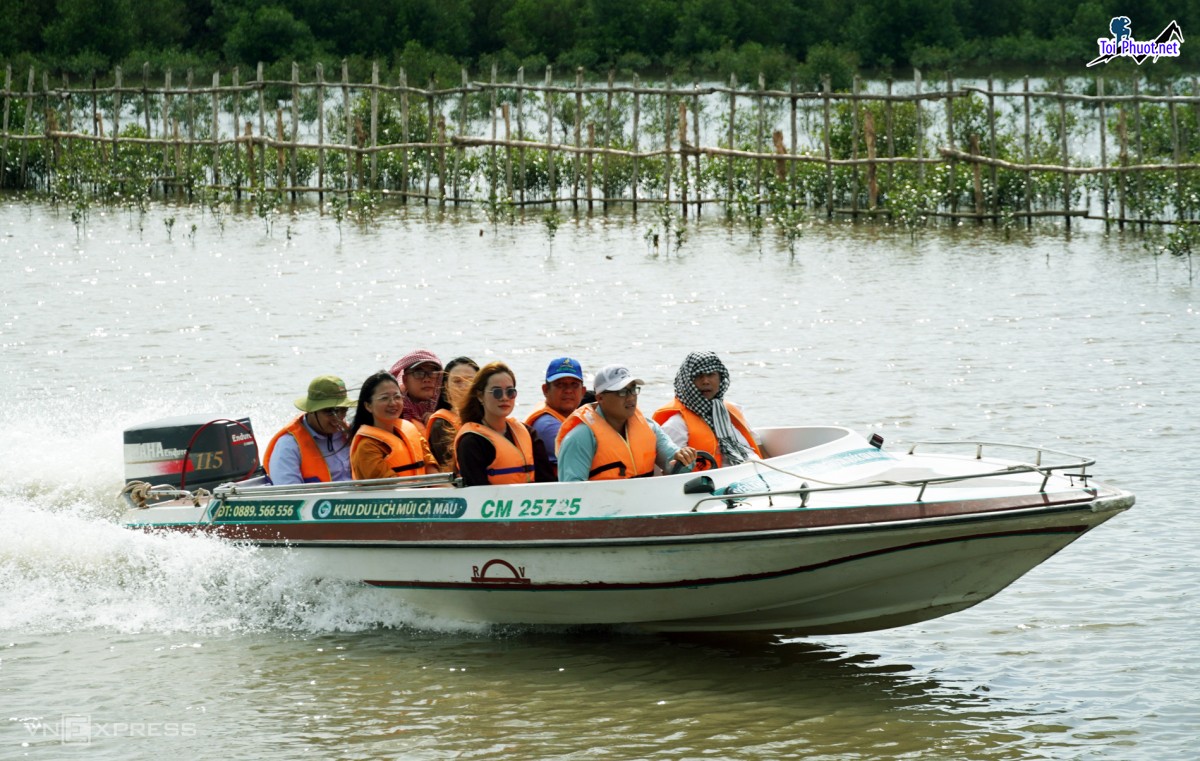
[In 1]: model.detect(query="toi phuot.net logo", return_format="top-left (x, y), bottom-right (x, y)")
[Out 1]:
top-left (23, 714), bottom-right (198, 745)
top-left (1088, 17), bottom-right (1185, 66)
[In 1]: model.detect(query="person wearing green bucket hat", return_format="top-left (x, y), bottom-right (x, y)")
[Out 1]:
top-left (262, 375), bottom-right (356, 484)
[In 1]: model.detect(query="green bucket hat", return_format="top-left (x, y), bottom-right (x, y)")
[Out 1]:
top-left (294, 375), bottom-right (356, 412)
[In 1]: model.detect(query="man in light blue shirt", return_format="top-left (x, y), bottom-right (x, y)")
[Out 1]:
top-left (264, 375), bottom-right (354, 484)
top-left (557, 365), bottom-right (696, 482)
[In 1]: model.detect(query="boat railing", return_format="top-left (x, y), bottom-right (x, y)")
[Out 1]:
top-left (692, 440), bottom-right (1098, 511)
top-left (211, 472), bottom-right (459, 499)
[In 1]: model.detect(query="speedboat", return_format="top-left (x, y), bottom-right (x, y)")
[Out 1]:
top-left (119, 420), bottom-right (1133, 634)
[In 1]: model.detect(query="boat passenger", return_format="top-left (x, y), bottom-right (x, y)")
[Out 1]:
top-left (524, 356), bottom-right (585, 479)
top-left (426, 356), bottom-right (479, 471)
top-left (454, 361), bottom-right (555, 486)
top-left (653, 351), bottom-right (763, 467)
top-left (389, 348), bottom-right (444, 425)
top-left (349, 370), bottom-right (439, 480)
top-left (556, 364), bottom-right (698, 482)
top-left (263, 375), bottom-right (355, 484)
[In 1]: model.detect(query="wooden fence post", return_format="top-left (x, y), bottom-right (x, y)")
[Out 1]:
top-left (1022, 76), bottom-right (1031, 227)
top-left (490, 62), bottom-right (498, 203)
top-left (315, 63), bottom-right (324, 202)
top-left (503, 101), bottom-right (513, 202)
top-left (821, 74), bottom-right (833, 218)
top-left (370, 61), bottom-right (380, 190)
top-left (290, 62), bottom-right (300, 198)
top-left (185, 68), bottom-right (195, 198)
top-left (586, 121), bottom-right (594, 212)
top-left (679, 99), bottom-right (688, 218)
top-left (342, 60), bottom-right (352, 194)
top-left (210, 70), bottom-right (221, 190)
top-left (1097, 76), bottom-right (1109, 225)
top-left (0, 65), bottom-right (10, 189)
top-left (631, 73), bottom-right (640, 213)
top-left (603, 69), bottom-right (613, 211)
top-left (726, 73), bottom-right (735, 217)
top-left (946, 73), bottom-right (957, 217)
top-left (692, 76), bottom-right (702, 217)
top-left (256, 62), bottom-right (267, 192)
top-left (455, 66), bottom-right (468, 204)
top-left (399, 67), bottom-right (408, 203)
top-left (573, 67), bottom-right (583, 210)
top-left (851, 75), bottom-right (860, 217)
top-left (914, 68), bottom-right (923, 184)
top-left (232, 66), bottom-right (241, 195)
top-left (987, 75), bottom-right (998, 220)
top-left (545, 65), bottom-right (555, 208)
top-left (162, 69), bottom-right (173, 194)
top-left (1059, 79), bottom-right (1070, 228)
top-left (1132, 74), bottom-right (1145, 230)
top-left (755, 73), bottom-right (764, 215)
top-left (885, 77), bottom-right (895, 194)
top-left (516, 66), bottom-right (525, 207)
top-left (865, 111), bottom-right (878, 209)
top-left (114, 65), bottom-right (123, 169)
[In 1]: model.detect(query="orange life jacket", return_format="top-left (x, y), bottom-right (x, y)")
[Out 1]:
top-left (524, 404), bottom-right (567, 427)
top-left (350, 421), bottom-right (426, 479)
top-left (455, 419), bottom-right (535, 484)
top-left (263, 415), bottom-right (331, 483)
top-left (557, 404), bottom-right (657, 480)
top-left (652, 398), bottom-right (762, 467)
top-left (425, 408), bottom-right (459, 440)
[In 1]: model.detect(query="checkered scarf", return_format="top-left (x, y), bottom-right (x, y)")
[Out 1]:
top-left (390, 348), bottom-right (443, 423)
top-left (673, 351), bottom-right (752, 465)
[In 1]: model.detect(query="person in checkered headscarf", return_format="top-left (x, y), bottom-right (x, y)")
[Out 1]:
top-left (652, 351), bottom-right (763, 467)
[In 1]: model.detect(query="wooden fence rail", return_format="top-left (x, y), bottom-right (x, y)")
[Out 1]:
top-left (2, 62), bottom-right (1198, 229)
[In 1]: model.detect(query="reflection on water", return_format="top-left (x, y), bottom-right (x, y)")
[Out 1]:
top-left (6, 627), bottom-right (1027, 760)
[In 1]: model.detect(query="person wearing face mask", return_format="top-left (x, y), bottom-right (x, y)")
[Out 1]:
top-left (454, 361), bottom-right (555, 486)
top-left (349, 370), bottom-right (439, 480)
top-left (653, 351), bottom-right (763, 468)
top-left (263, 375), bottom-right (356, 484)
top-left (426, 356), bottom-right (479, 471)
top-left (524, 356), bottom-right (585, 479)
top-left (556, 364), bottom-right (697, 482)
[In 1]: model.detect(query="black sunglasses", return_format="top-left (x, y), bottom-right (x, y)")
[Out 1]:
top-left (487, 387), bottom-right (518, 400)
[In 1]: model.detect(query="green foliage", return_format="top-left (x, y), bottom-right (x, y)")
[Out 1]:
top-left (9, 0), bottom-right (1200, 73)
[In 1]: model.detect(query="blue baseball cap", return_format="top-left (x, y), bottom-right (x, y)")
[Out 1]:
top-left (545, 357), bottom-right (584, 382)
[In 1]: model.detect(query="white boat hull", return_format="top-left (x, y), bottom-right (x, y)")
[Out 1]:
top-left (121, 427), bottom-right (1133, 634)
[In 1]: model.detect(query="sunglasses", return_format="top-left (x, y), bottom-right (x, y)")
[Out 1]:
top-left (606, 385), bottom-right (641, 398)
top-left (407, 368), bottom-right (442, 381)
top-left (319, 407), bottom-right (349, 417)
top-left (486, 387), bottom-right (519, 400)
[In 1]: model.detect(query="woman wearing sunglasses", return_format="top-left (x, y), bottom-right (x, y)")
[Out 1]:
top-left (454, 361), bottom-right (555, 486)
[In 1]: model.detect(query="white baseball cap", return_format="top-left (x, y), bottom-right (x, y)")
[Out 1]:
top-left (593, 364), bottom-right (644, 394)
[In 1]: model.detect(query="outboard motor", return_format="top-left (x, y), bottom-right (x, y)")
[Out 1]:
top-left (123, 414), bottom-right (260, 491)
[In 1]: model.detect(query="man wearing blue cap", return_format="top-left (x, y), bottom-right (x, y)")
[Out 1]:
top-left (524, 357), bottom-right (586, 478)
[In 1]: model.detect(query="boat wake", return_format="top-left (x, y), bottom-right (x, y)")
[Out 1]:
top-left (0, 496), bottom-right (494, 636)
top-left (0, 410), bottom-right (489, 637)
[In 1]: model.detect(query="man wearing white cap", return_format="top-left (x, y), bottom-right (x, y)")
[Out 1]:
top-left (556, 364), bottom-right (697, 482)
top-left (263, 375), bottom-right (355, 484)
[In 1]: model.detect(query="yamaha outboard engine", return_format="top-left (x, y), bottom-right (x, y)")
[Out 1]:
top-left (123, 414), bottom-right (261, 491)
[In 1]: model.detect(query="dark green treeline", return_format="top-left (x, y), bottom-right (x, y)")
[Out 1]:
top-left (1, 0), bottom-right (1196, 82)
